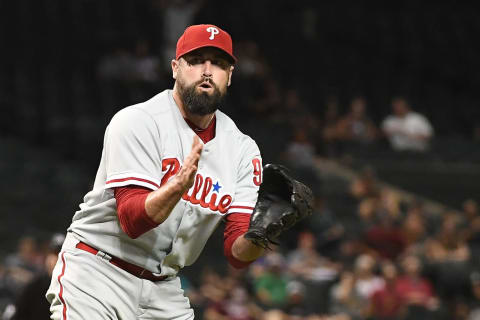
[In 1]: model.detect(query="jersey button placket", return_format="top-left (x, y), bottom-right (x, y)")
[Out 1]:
top-left (199, 149), bottom-right (208, 169)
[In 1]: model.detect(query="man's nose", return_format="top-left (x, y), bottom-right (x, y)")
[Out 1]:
top-left (202, 60), bottom-right (213, 77)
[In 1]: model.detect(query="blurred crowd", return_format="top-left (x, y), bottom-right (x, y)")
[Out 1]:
top-left (2, 178), bottom-right (480, 320)
top-left (0, 233), bottom-right (65, 320)
top-left (172, 175), bottom-right (480, 320)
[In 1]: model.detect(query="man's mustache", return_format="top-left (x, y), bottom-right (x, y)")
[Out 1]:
top-left (195, 78), bottom-right (218, 89)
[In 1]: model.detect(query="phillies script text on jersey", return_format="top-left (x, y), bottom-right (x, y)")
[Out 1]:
top-left (161, 158), bottom-right (233, 214)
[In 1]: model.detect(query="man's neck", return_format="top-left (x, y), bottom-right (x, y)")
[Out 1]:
top-left (172, 87), bottom-right (215, 129)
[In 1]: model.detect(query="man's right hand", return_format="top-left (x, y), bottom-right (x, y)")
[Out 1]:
top-left (175, 135), bottom-right (203, 193)
top-left (145, 135), bottom-right (203, 224)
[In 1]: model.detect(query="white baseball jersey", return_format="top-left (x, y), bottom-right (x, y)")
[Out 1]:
top-left (382, 111), bottom-right (434, 151)
top-left (68, 89), bottom-right (262, 277)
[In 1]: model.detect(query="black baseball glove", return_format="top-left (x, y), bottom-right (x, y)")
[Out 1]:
top-left (244, 164), bottom-right (314, 249)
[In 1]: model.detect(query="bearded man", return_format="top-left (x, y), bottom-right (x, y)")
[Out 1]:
top-left (46, 24), bottom-right (268, 320)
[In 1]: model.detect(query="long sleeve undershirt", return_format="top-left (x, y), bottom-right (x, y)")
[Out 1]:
top-left (114, 186), bottom-right (252, 268)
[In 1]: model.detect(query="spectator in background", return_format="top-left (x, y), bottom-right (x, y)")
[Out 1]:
top-left (2, 236), bottom-right (42, 300)
top-left (262, 309), bottom-right (288, 320)
top-left (203, 284), bottom-right (262, 320)
top-left (356, 197), bottom-right (378, 231)
top-left (330, 254), bottom-right (384, 320)
top-left (330, 269), bottom-right (366, 320)
top-left (308, 315), bottom-right (351, 320)
top-left (463, 199), bottom-right (479, 225)
top-left (234, 41), bottom-right (268, 79)
top-left (402, 204), bottom-right (429, 254)
top-left (285, 128), bottom-right (316, 170)
top-left (460, 199), bottom-right (480, 238)
top-left (197, 267), bottom-right (228, 310)
top-left (460, 199), bottom-right (480, 265)
top-left (225, 285), bottom-right (262, 320)
top-left (286, 231), bottom-right (339, 315)
top-left (272, 89), bottom-right (317, 133)
top-left (247, 78), bottom-right (282, 120)
top-left (283, 280), bottom-right (314, 317)
top-left (382, 97), bottom-right (434, 152)
top-left (156, 0), bottom-right (204, 69)
top-left (350, 166), bottom-right (379, 200)
top-left (253, 252), bottom-right (289, 309)
top-left (200, 266), bottom-right (261, 320)
top-left (97, 47), bottom-right (134, 83)
top-left (351, 254), bottom-right (385, 300)
top-left (97, 47), bottom-right (135, 113)
top-left (228, 40), bottom-right (271, 121)
top-left (466, 272), bottom-right (480, 320)
top-left (308, 195), bottom-right (345, 258)
top-left (321, 95), bottom-right (341, 157)
top-left (3, 233), bottom-right (65, 320)
top-left (287, 231), bottom-right (338, 283)
top-left (0, 264), bottom-right (14, 316)
top-left (395, 254), bottom-right (439, 320)
top-left (355, 193), bottom-right (394, 240)
top-left (99, 40), bottom-right (161, 105)
top-left (364, 191), bottom-right (406, 261)
top-left (425, 212), bottom-right (471, 302)
top-left (369, 261), bottom-right (403, 320)
top-left (129, 39), bottom-right (162, 100)
top-left (336, 96), bottom-right (379, 146)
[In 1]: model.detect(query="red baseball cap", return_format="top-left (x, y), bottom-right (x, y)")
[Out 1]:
top-left (176, 24), bottom-right (237, 63)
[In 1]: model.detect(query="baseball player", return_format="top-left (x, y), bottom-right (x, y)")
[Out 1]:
top-left (46, 24), bottom-right (313, 320)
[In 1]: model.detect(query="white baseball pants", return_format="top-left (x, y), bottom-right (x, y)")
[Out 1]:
top-left (46, 233), bottom-right (194, 320)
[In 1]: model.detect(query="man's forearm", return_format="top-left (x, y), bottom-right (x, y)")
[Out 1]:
top-left (145, 179), bottom-right (186, 224)
top-left (232, 234), bottom-right (265, 262)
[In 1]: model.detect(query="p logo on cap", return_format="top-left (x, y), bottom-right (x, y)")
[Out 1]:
top-left (176, 24), bottom-right (237, 63)
top-left (206, 26), bottom-right (219, 40)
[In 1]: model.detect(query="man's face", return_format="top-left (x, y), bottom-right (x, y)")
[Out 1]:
top-left (172, 47), bottom-right (234, 115)
top-left (392, 98), bottom-right (409, 117)
top-left (351, 97), bottom-right (366, 117)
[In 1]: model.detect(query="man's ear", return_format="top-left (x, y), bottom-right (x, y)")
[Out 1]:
top-left (172, 59), bottom-right (179, 80)
top-left (227, 65), bottom-right (234, 86)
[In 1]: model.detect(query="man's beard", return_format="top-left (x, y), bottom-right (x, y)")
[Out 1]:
top-left (177, 78), bottom-right (227, 116)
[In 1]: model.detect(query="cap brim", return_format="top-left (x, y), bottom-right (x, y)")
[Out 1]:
top-left (177, 44), bottom-right (237, 64)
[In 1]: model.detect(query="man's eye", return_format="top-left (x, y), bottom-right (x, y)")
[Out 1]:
top-left (188, 58), bottom-right (202, 65)
top-left (213, 60), bottom-right (228, 69)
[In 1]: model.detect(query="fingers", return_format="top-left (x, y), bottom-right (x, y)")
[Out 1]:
top-left (185, 135), bottom-right (203, 168)
top-left (176, 135), bottom-right (203, 191)
top-left (191, 135), bottom-right (203, 162)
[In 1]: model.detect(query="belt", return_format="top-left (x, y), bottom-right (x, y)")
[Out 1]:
top-left (75, 242), bottom-right (168, 282)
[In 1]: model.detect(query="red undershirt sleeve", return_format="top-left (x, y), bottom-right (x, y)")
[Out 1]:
top-left (223, 212), bottom-right (252, 269)
top-left (114, 186), bottom-right (159, 239)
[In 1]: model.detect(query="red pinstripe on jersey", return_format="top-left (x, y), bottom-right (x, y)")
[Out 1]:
top-left (227, 203), bottom-right (255, 215)
top-left (58, 251), bottom-right (68, 320)
top-left (229, 205), bottom-right (254, 210)
top-left (106, 177), bottom-right (160, 189)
